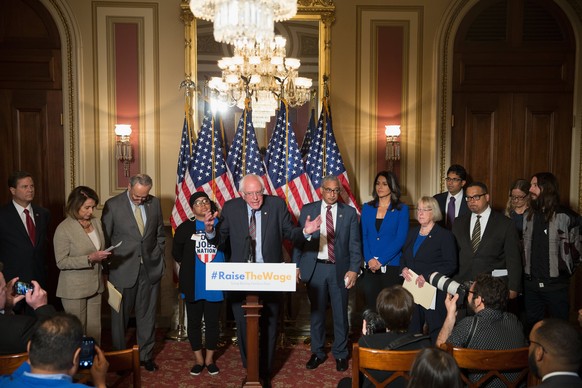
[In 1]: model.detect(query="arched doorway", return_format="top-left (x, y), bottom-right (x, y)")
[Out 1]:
top-left (0, 0), bottom-right (65, 304)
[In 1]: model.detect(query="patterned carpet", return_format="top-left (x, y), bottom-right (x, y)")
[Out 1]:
top-left (113, 329), bottom-right (352, 388)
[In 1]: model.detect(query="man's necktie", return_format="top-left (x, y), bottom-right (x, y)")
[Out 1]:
top-left (134, 206), bottom-right (145, 236)
top-left (249, 210), bottom-right (257, 260)
top-left (24, 209), bottom-right (36, 245)
top-left (447, 197), bottom-right (456, 229)
top-left (471, 215), bottom-right (481, 253)
top-left (326, 205), bottom-right (335, 263)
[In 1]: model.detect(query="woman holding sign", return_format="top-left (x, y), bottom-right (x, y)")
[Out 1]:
top-left (400, 196), bottom-right (457, 344)
top-left (172, 191), bottom-right (225, 376)
top-left (54, 186), bottom-right (111, 344)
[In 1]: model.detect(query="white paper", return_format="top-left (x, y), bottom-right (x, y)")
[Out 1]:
top-left (107, 281), bottom-right (122, 313)
top-left (104, 241), bottom-right (123, 252)
top-left (402, 269), bottom-right (437, 310)
top-left (491, 269), bottom-right (508, 277)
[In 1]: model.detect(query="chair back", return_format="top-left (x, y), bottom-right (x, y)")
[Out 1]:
top-left (0, 352), bottom-right (28, 375)
top-left (442, 343), bottom-right (532, 387)
top-left (77, 345), bottom-right (141, 388)
top-left (352, 343), bottom-right (421, 388)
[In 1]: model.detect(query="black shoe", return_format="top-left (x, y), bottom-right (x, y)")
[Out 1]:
top-left (190, 364), bottom-right (204, 376)
top-left (336, 358), bottom-right (348, 372)
top-left (141, 359), bottom-right (159, 371)
top-left (306, 354), bottom-right (327, 369)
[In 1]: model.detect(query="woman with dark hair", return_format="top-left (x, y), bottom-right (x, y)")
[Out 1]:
top-left (360, 171), bottom-right (409, 310)
top-left (504, 179), bottom-right (530, 241)
top-left (53, 186), bottom-right (111, 343)
top-left (172, 191), bottom-right (225, 376)
top-left (407, 348), bottom-right (462, 388)
top-left (401, 196), bottom-right (457, 343)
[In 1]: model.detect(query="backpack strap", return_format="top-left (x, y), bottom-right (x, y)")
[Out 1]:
top-left (384, 333), bottom-right (430, 350)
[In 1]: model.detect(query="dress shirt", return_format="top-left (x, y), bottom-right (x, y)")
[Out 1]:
top-left (471, 206), bottom-right (491, 240)
top-left (248, 204), bottom-right (263, 263)
top-left (13, 200), bottom-right (35, 230)
top-left (127, 192), bottom-right (147, 226)
top-left (447, 191), bottom-right (465, 218)
top-left (542, 372), bottom-right (581, 381)
top-left (317, 202), bottom-right (337, 261)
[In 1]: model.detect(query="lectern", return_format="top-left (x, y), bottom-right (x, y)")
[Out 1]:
top-left (242, 293), bottom-right (262, 387)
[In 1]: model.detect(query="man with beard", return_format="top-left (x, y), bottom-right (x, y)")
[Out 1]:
top-left (523, 172), bottom-right (581, 333)
top-left (528, 318), bottom-right (582, 387)
top-left (436, 273), bottom-right (526, 387)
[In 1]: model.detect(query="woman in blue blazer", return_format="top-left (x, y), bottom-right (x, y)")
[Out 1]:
top-left (401, 196), bottom-right (457, 343)
top-left (360, 171), bottom-right (409, 310)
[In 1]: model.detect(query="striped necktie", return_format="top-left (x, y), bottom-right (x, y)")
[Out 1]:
top-left (471, 215), bottom-right (481, 253)
top-left (326, 205), bottom-right (335, 263)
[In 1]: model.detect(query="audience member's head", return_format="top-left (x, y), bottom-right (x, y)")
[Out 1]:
top-left (407, 348), bottom-right (463, 388)
top-left (528, 318), bottom-right (582, 379)
top-left (28, 313), bottom-right (84, 375)
top-left (468, 273), bottom-right (508, 313)
top-left (362, 309), bottom-right (386, 335)
top-left (376, 285), bottom-right (414, 333)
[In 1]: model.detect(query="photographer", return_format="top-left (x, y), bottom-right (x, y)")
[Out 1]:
top-left (0, 269), bottom-right (56, 355)
top-left (0, 313), bottom-right (109, 387)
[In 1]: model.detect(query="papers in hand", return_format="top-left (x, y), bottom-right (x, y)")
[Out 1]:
top-left (402, 269), bottom-right (437, 310)
top-left (104, 241), bottom-right (123, 252)
top-left (107, 281), bottom-right (122, 313)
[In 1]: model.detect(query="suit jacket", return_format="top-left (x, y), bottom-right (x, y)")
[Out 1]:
top-left (0, 202), bottom-right (50, 287)
top-left (292, 201), bottom-right (362, 285)
top-left (434, 191), bottom-right (470, 228)
top-left (361, 202), bottom-right (409, 267)
top-left (0, 305), bottom-right (56, 355)
top-left (535, 374), bottom-right (582, 388)
top-left (452, 210), bottom-right (522, 292)
top-left (101, 191), bottom-right (166, 288)
top-left (53, 217), bottom-right (105, 299)
top-left (211, 195), bottom-right (303, 263)
top-left (400, 223), bottom-right (457, 280)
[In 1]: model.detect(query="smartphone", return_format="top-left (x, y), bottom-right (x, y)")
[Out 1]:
top-left (13, 281), bottom-right (34, 295)
top-left (78, 337), bottom-right (95, 369)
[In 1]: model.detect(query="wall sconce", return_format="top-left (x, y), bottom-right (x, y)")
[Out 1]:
top-left (385, 125), bottom-right (401, 171)
top-left (115, 124), bottom-right (132, 177)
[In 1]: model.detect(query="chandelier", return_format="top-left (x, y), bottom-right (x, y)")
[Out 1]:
top-left (208, 35), bottom-right (313, 127)
top-left (189, 0), bottom-right (297, 46)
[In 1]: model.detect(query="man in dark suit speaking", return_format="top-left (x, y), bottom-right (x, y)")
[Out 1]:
top-left (452, 181), bottom-right (521, 298)
top-left (204, 174), bottom-right (321, 384)
top-left (0, 171), bottom-right (50, 291)
top-left (293, 175), bottom-right (361, 372)
top-left (102, 174), bottom-right (166, 371)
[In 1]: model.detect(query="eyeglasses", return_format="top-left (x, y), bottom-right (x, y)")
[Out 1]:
top-left (243, 191), bottom-right (264, 198)
top-left (510, 195), bottom-right (527, 201)
top-left (193, 199), bottom-right (210, 207)
top-left (417, 208), bottom-right (433, 213)
top-left (445, 177), bottom-right (462, 183)
top-left (465, 193), bottom-right (487, 202)
top-left (322, 187), bottom-right (340, 194)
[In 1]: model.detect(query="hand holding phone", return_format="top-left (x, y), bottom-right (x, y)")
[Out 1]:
top-left (13, 281), bottom-right (34, 295)
top-left (79, 337), bottom-right (95, 369)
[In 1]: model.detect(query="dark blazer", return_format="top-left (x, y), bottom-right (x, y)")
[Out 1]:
top-left (0, 202), bottom-right (50, 287)
top-left (434, 191), bottom-right (470, 228)
top-left (452, 209), bottom-right (522, 292)
top-left (400, 223), bottom-right (457, 280)
top-left (101, 191), bottom-right (166, 288)
top-left (211, 195), bottom-right (303, 262)
top-left (535, 374), bottom-right (582, 388)
top-left (0, 305), bottom-right (56, 355)
top-left (292, 201), bottom-right (362, 284)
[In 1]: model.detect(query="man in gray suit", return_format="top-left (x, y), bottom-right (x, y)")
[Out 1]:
top-left (102, 174), bottom-right (165, 371)
top-left (452, 181), bottom-right (521, 298)
top-left (293, 175), bottom-right (362, 372)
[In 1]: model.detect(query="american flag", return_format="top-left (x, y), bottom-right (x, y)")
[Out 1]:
top-left (226, 104), bottom-right (271, 192)
top-left (305, 98), bottom-right (360, 213)
top-left (265, 100), bottom-right (316, 221)
top-left (189, 109), bottom-right (237, 207)
top-left (170, 116), bottom-right (196, 231)
top-left (300, 108), bottom-right (316, 158)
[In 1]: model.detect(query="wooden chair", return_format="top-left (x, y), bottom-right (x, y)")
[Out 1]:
top-left (77, 345), bottom-right (141, 388)
top-left (352, 343), bottom-right (421, 388)
top-left (0, 352), bottom-right (28, 375)
top-left (442, 343), bottom-right (535, 387)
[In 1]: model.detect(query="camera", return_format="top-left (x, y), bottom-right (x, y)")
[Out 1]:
top-left (13, 281), bottom-right (34, 295)
top-left (78, 337), bottom-right (95, 369)
top-left (429, 272), bottom-right (469, 300)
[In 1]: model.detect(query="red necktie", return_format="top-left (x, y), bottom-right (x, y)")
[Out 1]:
top-left (24, 209), bottom-right (36, 245)
top-left (326, 205), bottom-right (335, 263)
